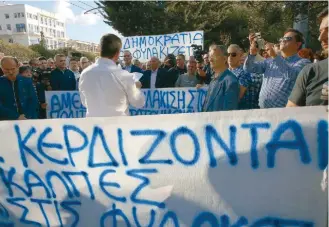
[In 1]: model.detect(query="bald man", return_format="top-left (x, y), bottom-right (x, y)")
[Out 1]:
top-left (0, 56), bottom-right (39, 120)
top-left (139, 56), bottom-right (174, 89)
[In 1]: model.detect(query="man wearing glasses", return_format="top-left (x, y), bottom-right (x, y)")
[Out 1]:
top-left (227, 44), bottom-right (260, 110)
top-left (287, 8), bottom-right (328, 107)
top-left (244, 29), bottom-right (311, 109)
top-left (80, 57), bottom-right (90, 73)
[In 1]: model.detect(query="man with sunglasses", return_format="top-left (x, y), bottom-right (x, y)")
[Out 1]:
top-left (287, 8), bottom-right (328, 107)
top-left (228, 44), bottom-right (262, 110)
top-left (244, 28), bottom-right (311, 109)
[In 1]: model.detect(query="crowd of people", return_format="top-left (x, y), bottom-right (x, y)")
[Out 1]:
top-left (0, 8), bottom-right (327, 120)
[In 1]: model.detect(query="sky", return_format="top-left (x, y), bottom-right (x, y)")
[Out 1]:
top-left (7, 0), bottom-right (121, 43)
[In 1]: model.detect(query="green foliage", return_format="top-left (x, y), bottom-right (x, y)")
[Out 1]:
top-left (99, 0), bottom-right (328, 52)
top-left (0, 39), bottom-right (38, 62)
top-left (29, 44), bottom-right (53, 59)
top-left (97, 1), bottom-right (176, 36)
top-left (29, 45), bottom-right (97, 61)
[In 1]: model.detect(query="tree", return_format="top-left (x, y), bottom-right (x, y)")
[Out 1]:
top-left (0, 40), bottom-right (38, 62)
top-left (40, 31), bottom-right (46, 48)
top-left (96, 1), bottom-right (179, 36)
top-left (98, 1), bottom-right (328, 52)
top-left (29, 44), bottom-right (53, 58)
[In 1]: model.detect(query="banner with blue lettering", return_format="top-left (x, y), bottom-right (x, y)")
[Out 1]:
top-left (120, 31), bottom-right (204, 61)
top-left (45, 88), bottom-right (208, 119)
top-left (0, 106), bottom-right (327, 226)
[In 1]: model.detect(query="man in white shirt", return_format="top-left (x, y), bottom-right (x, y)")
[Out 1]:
top-left (79, 34), bottom-right (145, 117)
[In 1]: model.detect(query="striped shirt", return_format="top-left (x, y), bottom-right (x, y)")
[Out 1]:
top-left (244, 54), bottom-right (311, 108)
top-left (230, 66), bottom-right (261, 110)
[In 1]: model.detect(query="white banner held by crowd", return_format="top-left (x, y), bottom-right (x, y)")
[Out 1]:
top-left (120, 31), bottom-right (204, 61)
top-left (0, 107), bottom-right (327, 226)
top-left (45, 88), bottom-right (208, 119)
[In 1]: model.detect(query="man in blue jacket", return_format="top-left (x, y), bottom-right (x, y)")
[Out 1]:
top-left (50, 54), bottom-right (76, 91)
top-left (122, 50), bottom-right (143, 73)
top-left (202, 45), bottom-right (240, 112)
top-left (0, 56), bottom-right (39, 120)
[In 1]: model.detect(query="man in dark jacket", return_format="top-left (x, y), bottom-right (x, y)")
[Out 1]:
top-left (139, 56), bottom-right (174, 89)
top-left (0, 56), bottom-right (39, 120)
top-left (122, 50), bottom-right (143, 73)
top-left (161, 54), bottom-right (179, 87)
top-left (50, 54), bottom-right (76, 91)
top-left (175, 54), bottom-right (187, 75)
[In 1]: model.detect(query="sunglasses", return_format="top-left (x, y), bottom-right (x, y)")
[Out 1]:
top-left (279, 37), bottom-right (293, 42)
top-left (228, 53), bottom-right (237, 57)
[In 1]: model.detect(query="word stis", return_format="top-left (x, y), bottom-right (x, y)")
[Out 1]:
top-left (3, 200), bottom-right (314, 227)
top-left (14, 120), bottom-right (328, 170)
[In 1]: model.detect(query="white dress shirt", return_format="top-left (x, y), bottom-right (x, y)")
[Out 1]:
top-left (150, 69), bottom-right (158, 89)
top-left (79, 58), bottom-right (145, 117)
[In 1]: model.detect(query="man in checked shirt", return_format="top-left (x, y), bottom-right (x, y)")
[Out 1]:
top-left (244, 29), bottom-right (311, 108)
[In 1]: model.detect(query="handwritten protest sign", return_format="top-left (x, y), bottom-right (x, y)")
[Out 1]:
top-left (120, 31), bottom-right (204, 61)
top-left (45, 88), bottom-right (207, 118)
top-left (45, 91), bottom-right (87, 119)
top-left (0, 106), bottom-right (327, 226)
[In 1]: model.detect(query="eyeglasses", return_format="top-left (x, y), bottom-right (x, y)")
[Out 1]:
top-left (279, 37), bottom-right (293, 43)
top-left (228, 53), bottom-right (237, 57)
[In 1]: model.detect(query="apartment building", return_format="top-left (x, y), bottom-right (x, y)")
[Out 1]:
top-left (67, 39), bottom-right (100, 53)
top-left (0, 3), bottom-right (67, 49)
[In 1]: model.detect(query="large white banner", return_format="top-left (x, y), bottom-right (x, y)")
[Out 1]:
top-left (120, 31), bottom-right (204, 62)
top-left (0, 106), bottom-right (327, 226)
top-left (45, 88), bottom-right (208, 118)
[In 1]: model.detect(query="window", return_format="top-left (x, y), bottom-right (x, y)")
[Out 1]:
top-left (61, 31), bottom-right (64, 37)
top-left (17, 13), bottom-right (20, 18)
top-left (7, 24), bottom-right (11, 30)
top-left (41, 17), bottom-right (43, 24)
top-left (45, 18), bottom-right (47, 25)
top-left (21, 13), bottom-right (24, 17)
top-left (34, 15), bottom-right (38, 20)
top-left (16, 23), bottom-right (26, 32)
top-left (35, 25), bottom-right (39, 32)
top-left (14, 13), bottom-right (17, 18)
top-left (5, 14), bottom-right (9, 19)
top-left (0, 25), bottom-right (2, 30)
